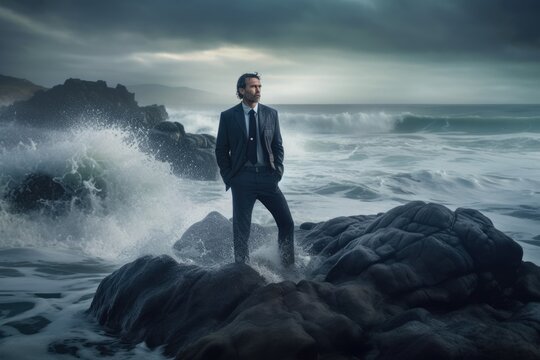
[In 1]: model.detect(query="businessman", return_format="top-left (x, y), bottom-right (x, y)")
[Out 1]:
top-left (215, 73), bottom-right (294, 266)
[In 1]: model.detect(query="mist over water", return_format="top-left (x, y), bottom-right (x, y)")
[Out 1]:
top-left (1, 104), bottom-right (540, 359)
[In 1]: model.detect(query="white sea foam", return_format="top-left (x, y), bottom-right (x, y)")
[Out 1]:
top-left (168, 107), bottom-right (401, 136)
top-left (0, 248), bottom-right (167, 360)
top-left (167, 108), bottom-right (219, 135)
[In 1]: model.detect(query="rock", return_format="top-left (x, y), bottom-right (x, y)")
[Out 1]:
top-left (148, 121), bottom-right (218, 180)
top-left (0, 74), bottom-right (46, 106)
top-left (6, 173), bottom-right (65, 212)
top-left (5, 172), bottom-right (107, 214)
top-left (141, 104), bottom-right (169, 128)
top-left (89, 255), bottom-right (265, 356)
top-left (373, 303), bottom-right (540, 360)
top-left (89, 202), bottom-right (540, 359)
top-left (173, 211), bottom-right (277, 265)
top-left (0, 78), bottom-right (168, 129)
top-left (0, 76), bottom-right (220, 182)
top-left (514, 261), bottom-right (540, 302)
top-left (4, 315), bottom-right (51, 335)
top-left (311, 201), bottom-right (524, 308)
top-left (151, 120), bottom-right (185, 140)
top-left (177, 280), bottom-right (371, 360)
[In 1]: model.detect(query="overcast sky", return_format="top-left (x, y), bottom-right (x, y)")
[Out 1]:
top-left (1, 0), bottom-right (539, 104)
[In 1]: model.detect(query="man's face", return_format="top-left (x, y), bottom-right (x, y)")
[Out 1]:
top-left (240, 77), bottom-right (261, 103)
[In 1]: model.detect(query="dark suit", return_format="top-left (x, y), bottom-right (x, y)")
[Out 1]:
top-left (215, 103), bottom-right (294, 265)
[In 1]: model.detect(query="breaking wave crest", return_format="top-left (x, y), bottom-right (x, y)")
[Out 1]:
top-left (0, 124), bottom-right (208, 261)
top-left (280, 111), bottom-right (540, 134)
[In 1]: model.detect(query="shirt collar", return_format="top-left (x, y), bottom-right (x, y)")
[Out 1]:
top-left (241, 102), bottom-right (259, 115)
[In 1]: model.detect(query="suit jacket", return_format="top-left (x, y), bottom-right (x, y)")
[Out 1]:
top-left (215, 102), bottom-right (284, 190)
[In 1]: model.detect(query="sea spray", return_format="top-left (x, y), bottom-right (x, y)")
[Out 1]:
top-left (168, 108), bottom-right (220, 135)
top-left (280, 111), bottom-right (397, 133)
top-left (0, 124), bottom-right (213, 261)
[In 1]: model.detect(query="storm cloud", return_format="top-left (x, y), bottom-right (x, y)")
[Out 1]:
top-left (1, 0), bottom-right (539, 103)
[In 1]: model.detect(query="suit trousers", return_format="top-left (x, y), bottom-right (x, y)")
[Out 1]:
top-left (230, 167), bottom-right (294, 266)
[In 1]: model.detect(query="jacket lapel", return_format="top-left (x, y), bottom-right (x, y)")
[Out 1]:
top-left (233, 103), bottom-right (247, 137)
top-left (258, 104), bottom-right (267, 136)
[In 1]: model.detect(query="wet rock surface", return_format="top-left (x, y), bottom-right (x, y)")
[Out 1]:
top-left (147, 121), bottom-right (218, 180)
top-left (172, 211), bottom-right (277, 265)
top-left (5, 172), bottom-right (107, 214)
top-left (89, 201), bottom-right (540, 359)
top-left (4, 316), bottom-right (51, 335)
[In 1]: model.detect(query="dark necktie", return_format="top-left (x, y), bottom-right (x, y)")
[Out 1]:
top-left (247, 109), bottom-right (258, 164)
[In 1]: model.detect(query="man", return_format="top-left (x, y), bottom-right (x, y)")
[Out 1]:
top-left (215, 73), bottom-right (294, 266)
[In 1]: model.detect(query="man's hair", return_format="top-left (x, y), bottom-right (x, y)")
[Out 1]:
top-left (236, 72), bottom-right (261, 99)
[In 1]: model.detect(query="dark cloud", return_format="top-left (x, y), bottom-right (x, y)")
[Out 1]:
top-left (0, 0), bottom-right (538, 103)
top-left (1, 0), bottom-right (539, 57)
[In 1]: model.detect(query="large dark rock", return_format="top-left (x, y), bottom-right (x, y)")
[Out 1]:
top-left (147, 121), bottom-right (218, 180)
top-left (308, 202), bottom-right (524, 308)
top-left (89, 256), bottom-right (266, 356)
top-left (0, 78), bottom-right (168, 129)
top-left (89, 202), bottom-right (540, 359)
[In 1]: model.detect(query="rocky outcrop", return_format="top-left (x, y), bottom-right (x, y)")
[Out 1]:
top-left (147, 121), bottom-right (218, 180)
top-left (141, 104), bottom-right (169, 128)
top-left (0, 74), bottom-right (46, 107)
top-left (89, 201), bottom-right (540, 359)
top-left (0, 78), bottom-right (167, 129)
top-left (89, 258), bottom-right (266, 356)
top-left (0, 77), bottom-right (220, 181)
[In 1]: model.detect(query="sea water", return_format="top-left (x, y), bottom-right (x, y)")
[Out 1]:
top-left (1, 104), bottom-right (539, 358)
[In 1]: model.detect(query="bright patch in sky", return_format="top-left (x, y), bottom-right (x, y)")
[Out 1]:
top-left (131, 47), bottom-right (279, 64)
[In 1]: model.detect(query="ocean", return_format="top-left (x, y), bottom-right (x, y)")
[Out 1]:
top-left (1, 104), bottom-right (539, 359)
